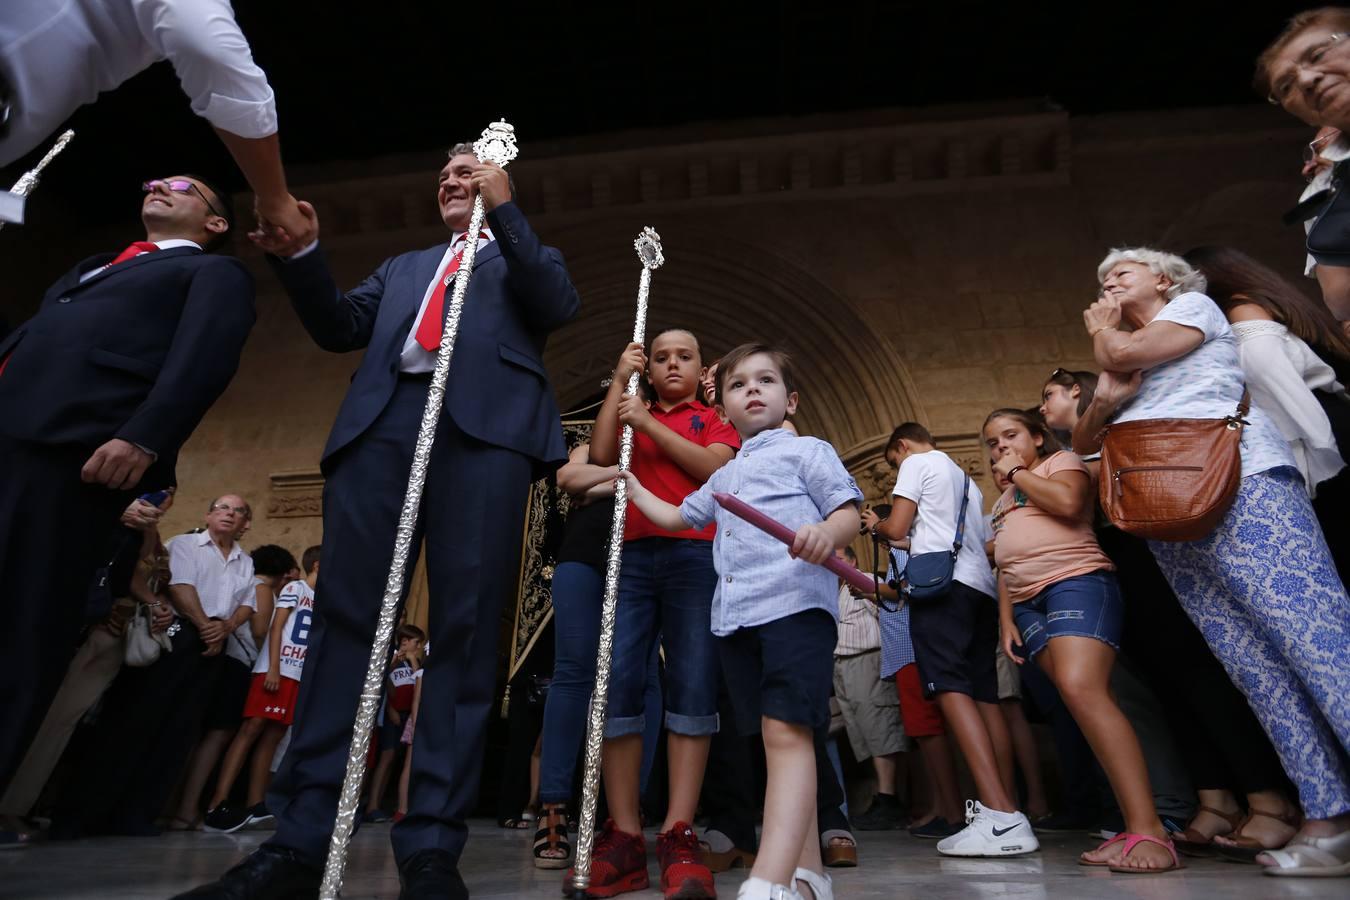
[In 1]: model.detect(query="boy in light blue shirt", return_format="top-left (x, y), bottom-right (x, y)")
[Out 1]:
top-left (625, 343), bottom-right (861, 900)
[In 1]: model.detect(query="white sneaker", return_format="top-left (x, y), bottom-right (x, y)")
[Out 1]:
top-left (935, 800), bottom-right (1039, 857)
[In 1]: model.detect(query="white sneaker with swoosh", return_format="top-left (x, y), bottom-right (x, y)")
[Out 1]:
top-left (936, 800), bottom-right (1040, 857)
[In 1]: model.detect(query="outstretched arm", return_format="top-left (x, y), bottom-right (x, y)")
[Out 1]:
top-left (621, 472), bottom-right (693, 532)
top-left (265, 241), bottom-right (388, 353)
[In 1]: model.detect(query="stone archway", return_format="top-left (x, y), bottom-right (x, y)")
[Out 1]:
top-left (542, 226), bottom-right (925, 468)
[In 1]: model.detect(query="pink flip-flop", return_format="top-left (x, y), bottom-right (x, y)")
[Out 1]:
top-left (1079, 832), bottom-right (1183, 873)
top-left (1109, 833), bottom-right (1184, 874)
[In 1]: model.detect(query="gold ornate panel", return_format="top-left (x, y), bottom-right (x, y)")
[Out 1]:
top-left (508, 418), bottom-right (594, 680)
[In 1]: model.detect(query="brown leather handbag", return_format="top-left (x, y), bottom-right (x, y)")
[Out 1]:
top-left (1097, 391), bottom-right (1250, 542)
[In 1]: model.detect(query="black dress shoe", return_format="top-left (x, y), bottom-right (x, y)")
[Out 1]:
top-left (398, 848), bottom-right (467, 900)
top-left (169, 845), bottom-right (321, 899)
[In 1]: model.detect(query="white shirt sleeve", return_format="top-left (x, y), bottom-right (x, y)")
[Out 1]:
top-left (1233, 321), bottom-right (1346, 490)
top-left (167, 537), bottom-right (199, 587)
top-left (130, 0), bottom-right (278, 138)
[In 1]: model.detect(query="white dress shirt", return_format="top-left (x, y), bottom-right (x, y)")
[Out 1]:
top-left (79, 237), bottom-right (201, 282)
top-left (0, 0), bottom-right (277, 167)
top-left (166, 531), bottom-right (257, 622)
top-left (399, 227), bottom-right (495, 373)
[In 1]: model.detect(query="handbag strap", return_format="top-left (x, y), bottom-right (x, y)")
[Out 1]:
top-left (1235, 387), bottom-right (1251, 419)
top-left (952, 472), bottom-right (971, 554)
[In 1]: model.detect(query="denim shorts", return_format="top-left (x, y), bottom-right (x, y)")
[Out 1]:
top-left (604, 538), bottom-right (720, 738)
top-left (1012, 570), bottom-right (1122, 659)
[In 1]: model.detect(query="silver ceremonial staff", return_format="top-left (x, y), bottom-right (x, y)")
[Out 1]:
top-left (571, 227), bottom-right (665, 895)
top-left (318, 119), bottom-right (520, 900)
top-left (0, 129), bottom-right (75, 231)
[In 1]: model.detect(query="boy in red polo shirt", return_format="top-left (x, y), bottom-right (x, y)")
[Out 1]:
top-left (572, 328), bottom-right (738, 899)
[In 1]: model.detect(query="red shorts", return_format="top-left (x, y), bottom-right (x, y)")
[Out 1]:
top-left (242, 672), bottom-right (300, 726)
top-left (895, 663), bottom-right (944, 737)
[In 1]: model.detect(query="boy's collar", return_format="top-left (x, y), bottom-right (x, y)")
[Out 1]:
top-left (739, 426), bottom-right (791, 449)
top-left (652, 398), bottom-right (704, 415)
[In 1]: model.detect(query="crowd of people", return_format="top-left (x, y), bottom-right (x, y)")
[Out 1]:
top-left (2, 6), bottom-right (1350, 900)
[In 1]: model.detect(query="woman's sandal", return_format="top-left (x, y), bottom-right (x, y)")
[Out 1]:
top-left (1078, 832), bottom-right (1183, 873)
top-left (532, 804), bottom-right (571, 870)
top-left (498, 815), bottom-right (532, 829)
top-left (698, 829), bottom-right (756, 873)
top-left (1171, 804), bottom-right (1243, 858)
top-left (1213, 807), bottom-right (1303, 864)
top-left (793, 866), bottom-right (834, 900)
top-left (820, 829), bottom-right (857, 868)
top-left (1261, 829), bottom-right (1350, 877)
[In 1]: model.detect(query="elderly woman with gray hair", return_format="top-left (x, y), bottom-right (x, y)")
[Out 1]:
top-left (1072, 247), bottom-right (1350, 877)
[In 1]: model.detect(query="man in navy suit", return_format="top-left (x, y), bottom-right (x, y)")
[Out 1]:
top-left (179, 144), bottom-right (579, 900)
top-left (0, 175), bottom-right (255, 793)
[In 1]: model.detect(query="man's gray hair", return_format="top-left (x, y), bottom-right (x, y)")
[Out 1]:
top-left (448, 142), bottom-right (474, 157)
top-left (1096, 247), bottom-right (1207, 300)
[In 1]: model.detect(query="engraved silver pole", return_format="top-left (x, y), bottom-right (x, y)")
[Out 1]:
top-left (319, 120), bottom-right (520, 900)
top-left (0, 129), bottom-right (75, 230)
top-left (572, 228), bottom-right (665, 894)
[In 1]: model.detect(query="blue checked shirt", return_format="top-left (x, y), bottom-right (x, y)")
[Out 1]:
top-left (680, 428), bottom-right (864, 637)
top-left (878, 549), bottom-right (915, 678)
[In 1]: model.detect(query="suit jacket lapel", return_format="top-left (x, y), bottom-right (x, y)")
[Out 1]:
top-left (46, 256), bottom-right (112, 301)
top-left (70, 245), bottom-right (200, 292)
top-left (473, 240), bottom-right (502, 269)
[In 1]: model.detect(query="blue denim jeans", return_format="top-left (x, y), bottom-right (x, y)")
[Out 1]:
top-left (539, 561), bottom-right (663, 804)
top-left (1012, 569), bottom-right (1122, 659)
top-left (605, 538), bottom-right (720, 738)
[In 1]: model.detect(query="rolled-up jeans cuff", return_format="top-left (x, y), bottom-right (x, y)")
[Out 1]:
top-left (665, 711), bottom-right (719, 736)
top-left (604, 713), bottom-right (645, 739)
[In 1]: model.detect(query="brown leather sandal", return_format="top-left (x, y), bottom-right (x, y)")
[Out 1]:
top-left (821, 829), bottom-right (857, 868)
top-left (1214, 807), bottom-right (1303, 864)
top-left (532, 803), bottom-right (571, 870)
top-left (1172, 805), bottom-right (1243, 858)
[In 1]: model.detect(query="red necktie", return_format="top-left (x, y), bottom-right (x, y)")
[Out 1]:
top-left (413, 233), bottom-right (483, 352)
top-left (108, 240), bottom-right (160, 267)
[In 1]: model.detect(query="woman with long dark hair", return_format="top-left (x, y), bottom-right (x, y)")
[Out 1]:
top-left (1184, 245), bottom-right (1350, 580)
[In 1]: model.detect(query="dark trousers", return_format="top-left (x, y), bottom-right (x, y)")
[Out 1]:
top-left (52, 620), bottom-right (223, 836)
top-left (0, 437), bottom-right (131, 793)
top-left (1101, 526), bottom-right (1289, 796)
top-left (699, 700), bottom-right (850, 850)
top-left (701, 674), bottom-right (761, 852)
top-left (265, 378), bottom-right (533, 866)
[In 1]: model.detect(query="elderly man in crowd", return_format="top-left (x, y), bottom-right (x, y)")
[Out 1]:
top-left (49, 494), bottom-right (259, 839)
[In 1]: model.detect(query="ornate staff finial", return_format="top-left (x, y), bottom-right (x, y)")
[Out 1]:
top-left (473, 119), bottom-right (519, 168)
top-left (634, 226), bottom-right (665, 270)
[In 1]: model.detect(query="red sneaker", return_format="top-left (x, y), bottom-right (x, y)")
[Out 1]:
top-left (563, 819), bottom-right (648, 898)
top-left (657, 822), bottom-right (717, 899)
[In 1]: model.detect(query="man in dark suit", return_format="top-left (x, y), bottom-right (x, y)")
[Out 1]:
top-left (0, 175), bottom-right (256, 792)
top-left (179, 144), bottom-right (579, 900)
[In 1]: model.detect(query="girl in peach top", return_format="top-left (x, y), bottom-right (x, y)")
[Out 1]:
top-left (985, 408), bottom-right (1180, 874)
